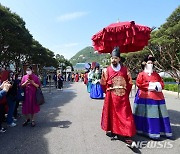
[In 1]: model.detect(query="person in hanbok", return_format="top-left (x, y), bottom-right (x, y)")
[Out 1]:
top-left (75, 73), bottom-right (79, 82)
top-left (87, 67), bottom-right (94, 93)
top-left (84, 70), bottom-right (89, 90)
top-left (100, 47), bottom-right (136, 145)
top-left (90, 66), bottom-right (103, 99)
top-left (133, 55), bottom-right (172, 139)
top-left (21, 66), bottom-right (41, 127)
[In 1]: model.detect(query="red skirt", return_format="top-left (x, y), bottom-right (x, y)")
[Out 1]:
top-left (101, 91), bottom-right (136, 137)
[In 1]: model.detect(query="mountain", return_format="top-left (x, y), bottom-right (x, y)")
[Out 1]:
top-left (70, 46), bottom-right (110, 66)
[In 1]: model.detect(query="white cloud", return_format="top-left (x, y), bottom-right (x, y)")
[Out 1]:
top-left (57, 12), bottom-right (88, 22)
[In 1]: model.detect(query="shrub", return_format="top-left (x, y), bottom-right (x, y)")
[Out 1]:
top-left (164, 84), bottom-right (179, 92)
top-left (163, 77), bottom-right (176, 82)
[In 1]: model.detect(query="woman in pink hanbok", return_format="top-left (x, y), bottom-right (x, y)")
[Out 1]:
top-left (21, 66), bottom-right (41, 127)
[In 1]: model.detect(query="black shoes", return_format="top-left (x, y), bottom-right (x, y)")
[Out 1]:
top-left (106, 132), bottom-right (117, 140)
top-left (23, 119), bottom-right (36, 127)
top-left (22, 119), bottom-right (30, 126)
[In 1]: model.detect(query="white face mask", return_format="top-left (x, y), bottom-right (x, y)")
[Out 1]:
top-left (146, 64), bottom-right (153, 70)
top-left (26, 70), bottom-right (32, 75)
top-left (144, 64), bottom-right (153, 75)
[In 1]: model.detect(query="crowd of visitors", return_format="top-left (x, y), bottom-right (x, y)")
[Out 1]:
top-left (0, 65), bottom-right (41, 132)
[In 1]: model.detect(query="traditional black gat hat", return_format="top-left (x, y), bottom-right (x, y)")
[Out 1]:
top-left (111, 46), bottom-right (120, 58)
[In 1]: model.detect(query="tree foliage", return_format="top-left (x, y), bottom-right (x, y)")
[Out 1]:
top-left (55, 54), bottom-right (73, 71)
top-left (0, 5), bottom-right (32, 67)
top-left (148, 6), bottom-right (180, 82)
top-left (0, 4), bottom-right (61, 72)
top-left (123, 49), bottom-right (149, 79)
top-left (123, 6), bottom-right (180, 82)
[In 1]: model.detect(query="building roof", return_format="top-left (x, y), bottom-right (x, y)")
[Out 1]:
top-left (74, 63), bottom-right (85, 71)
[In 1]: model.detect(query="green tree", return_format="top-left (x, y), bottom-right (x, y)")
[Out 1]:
top-left (0, 4), bottom-right (33, 68)
top-left (123, 50), bottom-right (149, 75)
top-left (148, 6), bottom-right (180, 82)
top-left (56, 54), bottom-right (72, 71)
top-left (0, 4), bottom-right (59, 72)
top-left (28, 40), bottom-right (57, 67)
top-left (122, 6), bottom-right (180, 83)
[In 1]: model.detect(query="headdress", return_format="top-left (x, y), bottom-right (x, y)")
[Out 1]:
top-left (111, 47), bottom-right (120, 58)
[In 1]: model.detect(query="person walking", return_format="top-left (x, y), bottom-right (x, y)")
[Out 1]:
top-left (71, 73), bottom-right (75, 82)
top-left (53, 73), bottom-right (57, 88)
top-left (57, 73), bottom-right (64, 90)
top-left (83, 70), bottom-right (89, 91)
top-left (100, 47), bottom-right (136, 146)
top-left (75, 73), bottom-right (79, 82)
top-left (21, 66), bottom-right (41, 127)
top-left (67, 73), bottom-right (71, 82)
top-left (87, 67), bottom-right (94, 93)
top-left (133, 55), bottom-right (172, 140)
top-left (90, 66), bottom-right (103, 99)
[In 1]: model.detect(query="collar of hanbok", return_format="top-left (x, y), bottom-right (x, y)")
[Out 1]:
top-left (111, 63), bottom-right (121, 72)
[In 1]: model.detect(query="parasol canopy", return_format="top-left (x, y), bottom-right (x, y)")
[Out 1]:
top-left (91, 21), bottom-right (151, 53)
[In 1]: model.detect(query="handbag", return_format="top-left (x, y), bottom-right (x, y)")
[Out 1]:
top-left (36, 88), bottom-right (45, 105)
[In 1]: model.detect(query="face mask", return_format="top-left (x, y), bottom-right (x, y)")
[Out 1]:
top-left (144, 64), bottom-right (153, 75)
top-left (146, 64), bottom-right (153, 70)
top-left (26, 70), bottom-right (32, 75)
top-left (18, 77), bottom-right (21, 80)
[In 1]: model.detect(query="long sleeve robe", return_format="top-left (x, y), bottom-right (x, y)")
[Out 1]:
top-left (100, 65), bottom-right (136, 137)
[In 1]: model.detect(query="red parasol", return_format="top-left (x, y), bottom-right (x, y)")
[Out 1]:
top-left (91, 21), bottom-right (151, 53)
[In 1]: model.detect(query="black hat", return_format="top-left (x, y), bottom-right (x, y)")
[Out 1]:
top-left (111, 47), bottom-right (120, 58)
top-left (143, 55), bottom-right (155, 62)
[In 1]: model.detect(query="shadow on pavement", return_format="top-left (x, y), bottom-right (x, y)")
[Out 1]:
top-left (38, 120), bottom-right (72, 129)
top-left (0, 82), bottom-right (76, 154)
top-left (168, 109), bottom-right (180, 140)
top-left (109, 135), bottom-right (142, 153)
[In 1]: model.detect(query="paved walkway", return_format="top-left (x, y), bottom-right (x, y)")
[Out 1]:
top-left (0, 82), bottom-right (179, 154)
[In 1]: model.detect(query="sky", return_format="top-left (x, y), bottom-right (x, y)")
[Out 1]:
top-left (0, 0), bottom-right (179, 60)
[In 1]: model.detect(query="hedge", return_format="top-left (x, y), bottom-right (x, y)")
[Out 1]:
top-left (164, 84), bottom-right (179, 92)
top-left (163, 77), bottom-right (176, 82)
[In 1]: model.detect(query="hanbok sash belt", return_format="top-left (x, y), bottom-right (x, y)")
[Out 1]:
top-left (107, 86), bottom-right (126, 91)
